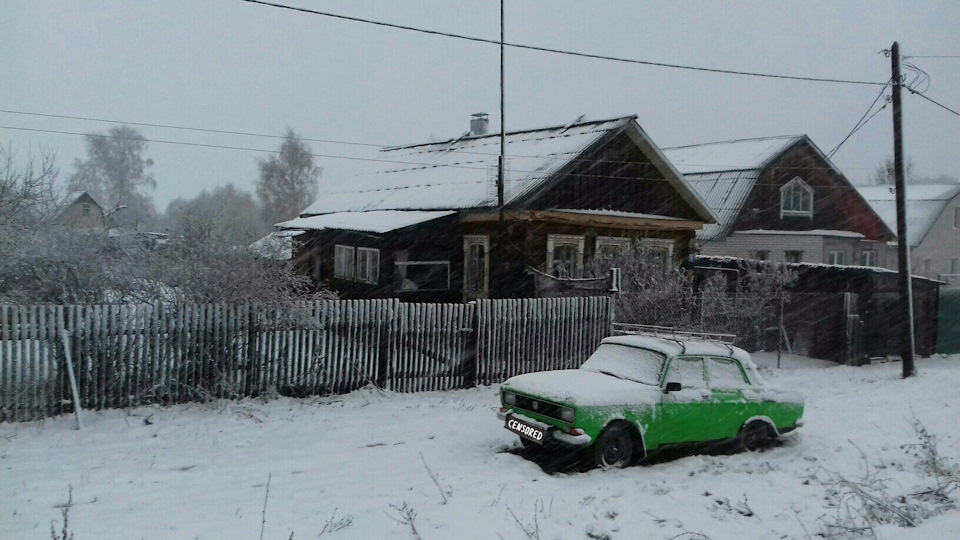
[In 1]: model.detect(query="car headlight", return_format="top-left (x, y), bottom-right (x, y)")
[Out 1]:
top-left (502, 391), bottom-right (517, 406)
top-left (560, 407), bottom-right (575, 423)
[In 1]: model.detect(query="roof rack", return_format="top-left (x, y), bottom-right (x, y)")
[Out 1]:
top-left (612, 323), bottom-right (737, 345)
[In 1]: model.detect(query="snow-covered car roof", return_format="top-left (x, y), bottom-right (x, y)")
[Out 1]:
top-left (600, 334), bottom-right (753, 365)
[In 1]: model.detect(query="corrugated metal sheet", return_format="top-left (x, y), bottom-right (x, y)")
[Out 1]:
top-left (662, 136), bottom-right (802, 174)
top-left (682, 170), bottom-right (761, 240)
top-left (301, 117), bottom-right (633, 216)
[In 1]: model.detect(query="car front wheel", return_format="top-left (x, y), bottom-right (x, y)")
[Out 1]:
top-left (592, 424), bottom-right (634, 469)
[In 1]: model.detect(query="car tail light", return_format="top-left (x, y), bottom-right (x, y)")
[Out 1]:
top-left (570, 428), bottom-right (584, 436)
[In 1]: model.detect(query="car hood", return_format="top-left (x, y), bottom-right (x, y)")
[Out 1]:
top-left (503, 369), bottom-right (661, 407)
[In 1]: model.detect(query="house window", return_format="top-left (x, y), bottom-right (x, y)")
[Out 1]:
top-left (828, 251), bottom-right (845, 265)
top-left (546, 234), bottom-right (585, 277)
top-left (784, 250), bottom-right (803, 263)
top-left (334, 245), bottom-right (355, 280)
top-left (356, 248), bottom-right (380, 284)
top-left (860, 250), bottom-right (877, 267)
top-left (951, 259), bottom-right (959, 275)
top-left (924, 258), bottom-right (933, 276)
top-left (595, 236), bottom-right (631, 259)
top-left (464, 235), bottom-right (489, 297)
top-left (81, 203), bottom-right (91, 217)
top-left (395, 261), bottom-right (450, 291)
top-left (955, 208), bottom-right (960, 229)
top-left (780, 177), bottom-right (814, 218)
top-left (752, 250), bottom-right (770, 261)
top-left (639, 238), bottom-right (675, 269)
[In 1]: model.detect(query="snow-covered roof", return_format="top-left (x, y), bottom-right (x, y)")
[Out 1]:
top-left (662, 136), bottom-right (803, 175)
top-left (297, 116), bottom-right (717, 227)
top-left (249, 230), bottom-right (304, 260)
top-left (302, 117), bottom-right (634, 216)
top-left (857, 184), bottom-right (960, 246)
top-left (601, 334), bottom-right (753, 364)
top-left (661, 137), bottom-right (802, 241)
top-left (277, 210), bottom-right (456, 234)
top-left (696, 255), bottom-right (945, 283)
top-left (551, 209), bottom-right (688, 222)
top-left (58, 191), bottom-right (102, 216)
top-left (735, 229), bottom-right (865, 239)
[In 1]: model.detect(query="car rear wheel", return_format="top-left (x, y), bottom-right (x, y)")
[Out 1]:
top-left (739, 421), bottom-right (776, 453)
top-left (593, 423), bottom-right (634, 469)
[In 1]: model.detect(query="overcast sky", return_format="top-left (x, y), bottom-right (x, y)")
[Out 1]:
top-left (2, 0), bottom-right (958, 211)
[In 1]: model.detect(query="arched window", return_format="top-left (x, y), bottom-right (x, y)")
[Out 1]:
top-left (780, 177), bottom-right (814, 218)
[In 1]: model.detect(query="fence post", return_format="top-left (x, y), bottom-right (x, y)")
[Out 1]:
top-left (461, 302), bottom-right (479, 389)
top-left (376, 300), bottom-right (392, 390)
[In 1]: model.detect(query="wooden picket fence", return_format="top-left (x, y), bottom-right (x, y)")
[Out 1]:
top-left (0, 297), bottom-right (612, 422)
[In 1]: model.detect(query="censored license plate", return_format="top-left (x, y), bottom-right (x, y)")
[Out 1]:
top-left (505, 416), bottom-right (546, 445)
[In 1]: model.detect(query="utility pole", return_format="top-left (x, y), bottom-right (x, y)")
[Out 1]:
top-left (494, 0), bottom-right (506, 296)
top-left (890, 41), bottom-right (916, 378)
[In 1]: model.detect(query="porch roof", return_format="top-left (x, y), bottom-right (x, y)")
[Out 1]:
top-left (276, 210), bottom-right (456, 234)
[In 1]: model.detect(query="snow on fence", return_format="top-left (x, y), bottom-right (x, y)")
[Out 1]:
top-left (0, 297), bottom-right (612, 422)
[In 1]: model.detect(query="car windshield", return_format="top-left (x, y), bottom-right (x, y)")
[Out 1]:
top-left (580, 343), bottom-right (666, 386)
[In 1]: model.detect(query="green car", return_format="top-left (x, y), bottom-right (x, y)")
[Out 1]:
top-left (497, 332), bottom-right (805, 468)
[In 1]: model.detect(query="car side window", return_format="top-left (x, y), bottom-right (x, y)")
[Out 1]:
top-left (663, 357), bottom-right (706, 389)
top-left (707, 356), bottom-right (749, 389)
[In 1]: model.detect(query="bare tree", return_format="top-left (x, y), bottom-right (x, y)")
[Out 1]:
top-left (68, 126), bottom-right (158, 230)
top-left (256, 129), bottom-right (320, 226)
top-left (164, 184), bottom-right (268, 246)
top-left (873, 156), bottom-right (915, 185)
top-left (0, 146), bottom-right (60, 241)
top-left (585, 247), bottom-right (696, 326)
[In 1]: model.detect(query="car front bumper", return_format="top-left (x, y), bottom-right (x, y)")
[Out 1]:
top-left (497, 408), bottom-right (592, 446)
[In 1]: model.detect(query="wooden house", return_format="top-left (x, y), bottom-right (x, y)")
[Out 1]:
top-left (662, 136), bottom-right (895, 266)
top-left (278, 115), bottom-right (717, 302)
top-left (55, 191), bottom-right (105, 231)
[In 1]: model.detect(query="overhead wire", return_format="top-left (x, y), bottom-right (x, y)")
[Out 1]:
top-left (238, 0), bottom-right (888, 87)
top-left (0, 123), bottom-right (885, 191)
top-left (827, 83), bottom-right (890, 158)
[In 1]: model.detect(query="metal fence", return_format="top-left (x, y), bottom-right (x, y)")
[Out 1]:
top-left (0, 297), bottom-right (613, 422)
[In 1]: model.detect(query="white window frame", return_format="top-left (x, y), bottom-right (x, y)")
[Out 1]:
top-left (828, 251), bottom-right (845, 265)
top-left (780, 177), bottom-right (814, 219)
top-left (463, 235), bottom-right (490, 298)
top-left (334, 244), bottom-right (355, 280)
top-left (860, 250), bottom-right (876, 267)
top-left (751, 250), bottom-right (770, 261)
top-left (395, 260), bottom-right (450, 292)
top-left (595, 236), bottom-right (632, 258)
top-left (546, 234), bottom-right (585, 277)
top-left (356, 247), bottom-right (380, 284)
top-left (639, 238), bottom-right (676, 269)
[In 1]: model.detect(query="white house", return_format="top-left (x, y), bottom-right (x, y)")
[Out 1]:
top-left (858, 183), bottom-right (960, 286)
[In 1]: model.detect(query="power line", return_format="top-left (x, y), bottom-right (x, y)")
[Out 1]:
top-left (903, 55), bottom-right (960, 59)
top-left (0, 108), bottom-right (383, 149)
top-left (1, 123), bottom-right (883, 186)
top-left (0, 107), bottom-right (880, 171)
top-left (239, 0), bottom-right (887, 87)
top-left (906, 89), bottom-right (960, 118)
top-left (827, 83), bottom-right (890, 158)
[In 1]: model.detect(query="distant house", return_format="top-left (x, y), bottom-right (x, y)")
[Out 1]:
top-left (858, 183), bottom-right (960, 285)
top-left (661, 136), bottom-right (895, 266)
top-left (56, 191), bottom-right (105, 231)
top-left (278, 115), bottom-right (717, 302)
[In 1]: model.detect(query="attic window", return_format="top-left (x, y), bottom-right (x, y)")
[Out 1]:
top-left (780, 177), bottom-right (813, 219)
top-left (82, 203), bottom-right (91, 217)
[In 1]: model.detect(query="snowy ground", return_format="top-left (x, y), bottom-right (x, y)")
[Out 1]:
top-left (3, 354), bottom-right (960, 539)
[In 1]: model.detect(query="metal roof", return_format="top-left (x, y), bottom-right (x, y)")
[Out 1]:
top-left (858, 184), bottom-right (960, 246)
top-left (276, 210), bottom-right (456, 234)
